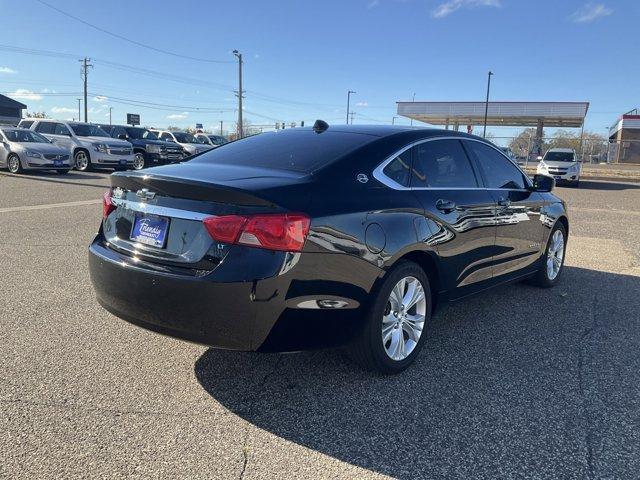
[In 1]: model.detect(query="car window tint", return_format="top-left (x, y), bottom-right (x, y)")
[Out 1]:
top-left (466, 141), bottom-right (526, 189)
top-left (411, 139), bottom-right (478, 188)
top-left (383, 149), bottom-right (412, 187)
top-left (35, 122), bottom-right (55, 134)
top-left (193, 129), bottom-right (374, 173)
top-left (54, 123), bottom-right (70, 136)
top-left (19, 120), bottom-right (33, 129)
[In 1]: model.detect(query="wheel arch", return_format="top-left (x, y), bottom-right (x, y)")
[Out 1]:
top-left (73, 146), bottom-right (90, 159)
top-left (556, 215), bottom-right (569, 237)
top-left (390, 249), bottom-right (443, 313)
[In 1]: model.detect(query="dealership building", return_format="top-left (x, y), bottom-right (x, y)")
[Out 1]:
top-left (397, 101), bottom-right (589, 158)
top-left (0, 94), bottom-right (26, 125)
top-left (608, 109), bottom-right (640, 164)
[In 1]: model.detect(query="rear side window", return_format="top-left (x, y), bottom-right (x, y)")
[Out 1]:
top-left (54, 123), bottom-right (70, 136)
top-left (193, 130), bottom-right (373, 173)
top-left (383, 149), bottom-right (412, 187)
top-left (466, 141), bottom-right (527, 190)
top-left (35, 122), bottom-right (55, 134)
top-left (18, 120), bottom-right (33, 129)
top-left (411, 139), bottom-right (478, 188)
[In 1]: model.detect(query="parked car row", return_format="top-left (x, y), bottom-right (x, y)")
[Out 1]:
top-left (1, 118), bottom-right (229, 174)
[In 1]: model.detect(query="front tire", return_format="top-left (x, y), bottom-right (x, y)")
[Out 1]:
top-left (133, 152), bottom-right (146, 170)
top-left (74, 150), bottom-right (92, 172)
top-left (7, 154), bottom-right (23, 173)
top-left (349, 261), bottom-right (431, 374)
top-left (531, 223), bottom-right (567, 288)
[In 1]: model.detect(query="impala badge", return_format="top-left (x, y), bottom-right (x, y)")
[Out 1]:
top-left (135, 188), bottom-right (156, 202)
top-left (356, 173), bottom-right (369, 184)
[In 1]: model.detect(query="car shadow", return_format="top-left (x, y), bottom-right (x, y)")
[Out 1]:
top-left (572, 180), bottom-right (640, 190)
top-left (194, 266), bottom-right (640, 478)
top-left (0, 170), bottom-right (110, 188)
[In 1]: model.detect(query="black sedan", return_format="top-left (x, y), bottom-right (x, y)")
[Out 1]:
top-left (89, 122), bottom-right (568, 374)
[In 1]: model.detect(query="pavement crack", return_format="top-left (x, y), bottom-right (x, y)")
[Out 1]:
top-left (237, 356), bottom-right (283, 480)
top-left (577, 293), bottom-right (599, 480)
top-left (1, 397), bottom-right (228, 420)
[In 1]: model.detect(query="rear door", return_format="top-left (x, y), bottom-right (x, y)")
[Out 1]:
top-left (464, 140), bottom-right (545, 279)
top-left (409, 138), bottom-right (497, 298)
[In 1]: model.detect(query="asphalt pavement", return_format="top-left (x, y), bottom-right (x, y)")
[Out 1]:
top-left (1, 171), bottom-right (639, 479)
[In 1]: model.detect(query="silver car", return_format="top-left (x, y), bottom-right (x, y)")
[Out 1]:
top-left (0, 127), bottom-right (73, 174)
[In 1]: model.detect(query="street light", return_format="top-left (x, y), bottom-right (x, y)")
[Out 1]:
top-left (233, 50), bottom-right (243, 139)
top-left (346, 90), bottom-right (356, 124)
top-left (483, 71), bottom-right (493, 138)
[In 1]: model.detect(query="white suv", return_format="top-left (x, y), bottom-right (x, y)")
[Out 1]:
top-left (18, 119), bottom-right (135, 171)
top-left (537, 148), bottom-right (581, 187)
top-left (152, 130), bottom-right (213, 157)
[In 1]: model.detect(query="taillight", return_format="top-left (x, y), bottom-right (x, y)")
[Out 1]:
top-left (204, 213), bottom-right (310, 252)
top-left (102, 188), bottom-right (115, 219)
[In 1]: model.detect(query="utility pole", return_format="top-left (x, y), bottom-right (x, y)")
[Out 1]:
top-left (109, 107), bottom-right (113, 126)
top-left (220, 120), bottom-right (223, 136)
top-left (410, 92), bottom-right (416, 126)
top-left (392, 116), bottom-right (398, 125)
top-left (483, 71), bottom-right (493, 138)
top-left (77, 98), bottom-right (81, 121)
top-left (79, 57), bottom-right (93, 123)
top-left (349, 111), bottom-right (355, 125)
top-left (346, 90), bottom-right (356, 124)
top-left (233, 50), bottom-right (244, 139)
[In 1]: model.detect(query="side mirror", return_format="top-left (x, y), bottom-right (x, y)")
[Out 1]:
top-left (117, 133), bottom-right (127, 140)
top-left (536, 156), bottom-right (543, 161)
top-left (531, 174), bottom-right (554, 193)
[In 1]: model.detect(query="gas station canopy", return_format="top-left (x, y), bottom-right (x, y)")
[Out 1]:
top-left (397, 101), bottom-right (590, 128)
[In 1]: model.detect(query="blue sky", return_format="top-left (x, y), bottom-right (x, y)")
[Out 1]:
top-left (0, 0), bottom-right (635, 141)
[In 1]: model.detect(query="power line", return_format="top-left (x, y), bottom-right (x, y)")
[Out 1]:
top-left (34, 0), bottom-right (234, 64)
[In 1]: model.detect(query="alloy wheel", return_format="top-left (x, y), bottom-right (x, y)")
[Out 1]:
top-left (133, 153), bottom-right (145, 170)
top-left (75, 151), bottom-right (88, 171)
top-left (546, 229), bottom-right (565, 280)
top-left (382, 276), bottom-right (427, 361)
top-left (7, 155), bottom-right (20, 173)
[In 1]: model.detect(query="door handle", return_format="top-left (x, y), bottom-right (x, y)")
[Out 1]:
top-left (436, 199), bottom-right (456, 213)
top-left (498, 197), bottom-right (511, 208)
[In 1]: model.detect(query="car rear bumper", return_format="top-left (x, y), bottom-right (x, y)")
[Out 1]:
top-left (88, 235), bottom-right (380, 351)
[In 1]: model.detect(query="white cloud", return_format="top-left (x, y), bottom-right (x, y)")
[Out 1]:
top-left (570, 3), bottom-right (612, 23)
top-left (93, 95), bottom-right (108, 102)
top-left (432, 0), bottom-right (500, 18)
top-left (356, 101), bottom-right (369, 107)
top-left (41, 88), bottom-right (57, 94)
top-left (7, 89), bottom-right (42, 101)
top-left (0, 67), bottom-right (17, 74)
top-left (51, 107), bottom-right (76, 114)
top-left (166, 112), bottom-right (189, 120)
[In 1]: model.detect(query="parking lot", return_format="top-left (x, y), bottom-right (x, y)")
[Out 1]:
top-left (1, 171), bottom-right (639, 479)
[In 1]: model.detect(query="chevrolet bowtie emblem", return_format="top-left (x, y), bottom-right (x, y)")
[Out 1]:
top-left (135, 188), bottom-right (156, 202)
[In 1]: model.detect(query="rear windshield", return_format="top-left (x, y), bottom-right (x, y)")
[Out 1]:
top-left (192, 130), bottom-right (373, 173)
top-left (544, 151), bottom-right (575, 162)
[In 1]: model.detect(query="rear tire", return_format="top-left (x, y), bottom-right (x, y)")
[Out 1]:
top-left (349, 261), bottom-right (431, 374)
top-left (530, 223), bottom-right (567, 288)
top-left (7, 154), bottom-right (22, 173)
